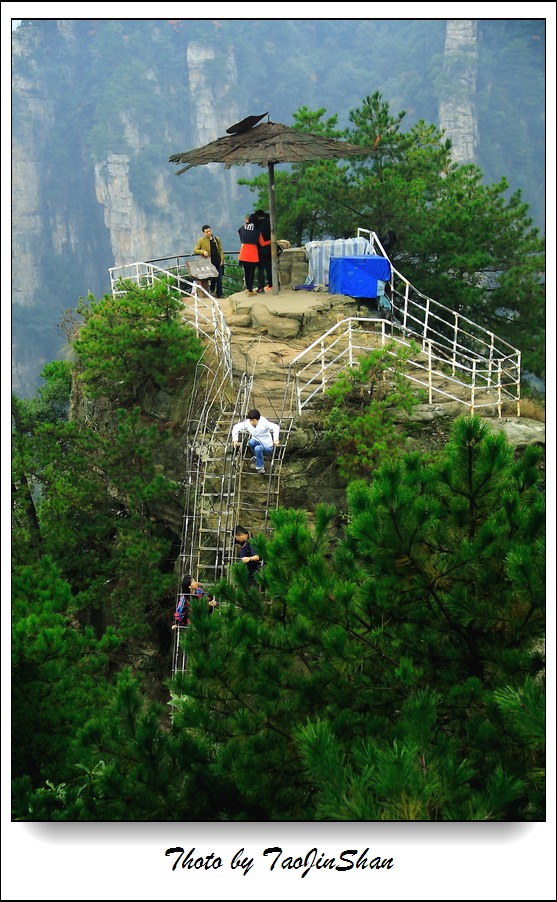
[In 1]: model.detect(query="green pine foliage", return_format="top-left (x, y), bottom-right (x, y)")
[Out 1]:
top-left (13, 283), bottom-right (201, 639)
top-left (11, 364), bottom-right (74, 564)
top-left (25, 418), bottom-right (114, 589)
top-left (11, 299), bottom-right (196, 812)
top-left (11, 25), bottom-right (545, 821)
top-left (20, 667), bottom-right (237, 822)
top-left (31, 416), bottom-right (543, 821)
top-left (322, 346), bottom-right (421, 478)
top-left (11, 555), bottom-right (119, 805)
top-left (174, 418), bottom-right (544, 820)
top-left (13, 361), bottom-right (73, 425)
top-left (13, 402), bottom-right (180, 644)
top-left (73, 279), bottom-right (204, 404)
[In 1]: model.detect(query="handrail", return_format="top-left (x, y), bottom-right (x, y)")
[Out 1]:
top-left (287, 316), bottom-right (520, 417)
top-left (109, 236), bottom-right (521, 425)
top-left (356, 228), bottom-right (519, 365)
top-left (128, 234), bottom-right (522, 680)
top-left (109, 260), bottom-right (234, 381)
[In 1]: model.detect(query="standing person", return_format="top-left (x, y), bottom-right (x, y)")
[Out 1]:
top-left (238, 214), bottom-right (260, 295)
top-left (231, 408), bottom-right (280, 475)
top-left (233, 526), bottom-right (262, 585)
top-left (254, 209), bottom-right (272, 292)
top-left (193, 225), bottom-right (224, 298)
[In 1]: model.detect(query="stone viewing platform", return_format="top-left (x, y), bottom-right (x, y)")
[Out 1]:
top-left (225, 285), bottom-right (359, 340)
top-left (224, 246), bottom-right (376, 340)
top-left (178, 243), bottom-right (544, 449)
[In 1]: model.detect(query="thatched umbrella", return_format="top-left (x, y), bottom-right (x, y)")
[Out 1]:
top-left (169, 115), bottom-right (378, 295)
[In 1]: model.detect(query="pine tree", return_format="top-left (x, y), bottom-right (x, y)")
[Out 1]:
top-left (73, 279), bottom-right (204, 404)
top-left (171, 416), bottom-right (545, 820)
top-left (322, 346), bottom-right (420, 478)
top-left (19, 417), bottom-right (544, 820)
top-left (11, 295), bottom-right (198, 817)
top-left (11, 556), bottom-right (119, 806)
top-left (12, 293), bottom-right (192, 639)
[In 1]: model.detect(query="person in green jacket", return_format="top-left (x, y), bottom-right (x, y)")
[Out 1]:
top-left (193, 224), bottom-right (224, 297)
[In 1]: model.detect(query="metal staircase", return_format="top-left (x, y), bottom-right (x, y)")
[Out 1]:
top-left (108, 259), bottom-right (295, 675)
top-left (180, 371), bottom-right (252, 586)
top-left (179, 371), bottom-right (295, 580)
top-left (171, 358), bottom-right (294, 676)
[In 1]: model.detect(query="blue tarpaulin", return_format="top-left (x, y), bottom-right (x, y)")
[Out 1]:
top-left (328, 255), bottom-right (391, 297)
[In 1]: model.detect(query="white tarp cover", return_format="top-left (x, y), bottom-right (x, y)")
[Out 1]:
top-left (305, 237), bottom-right (370, 286)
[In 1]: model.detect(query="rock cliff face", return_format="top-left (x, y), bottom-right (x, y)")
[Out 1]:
top-left (438, 19), bottom-right (479, 164)
top-left (94, 153), bottom-right (155, 267)
top-left (91, 40), bottom-right (246, 269)
top-left (11, 21), bottom-right (251, 396)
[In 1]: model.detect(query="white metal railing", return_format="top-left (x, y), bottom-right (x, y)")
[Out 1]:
top-left (109, 260), bottom-right (233, 381)
top-left (286, 316), bottom-right (521, 418)
top-left (109, 233), bottom-right (521, 420)
top-left (356, 228), bottom-right (521, 382)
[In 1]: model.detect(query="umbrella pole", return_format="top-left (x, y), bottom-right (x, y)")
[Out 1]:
top-left (267, 162), bottom-right (280, 295)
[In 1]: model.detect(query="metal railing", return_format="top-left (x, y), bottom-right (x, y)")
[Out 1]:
top-left (184, 376), bottom-right (252, 581)
top-left (347, 230), bottom-right (522, 416)
top-left (287, 316), bottom-right (520, 417)
top-left (357, 230), bottom-right (521, 382)
top-left (140, 252), bottom-right (245, 295)
top-left (171, 358), bottom-right (241, 679)
top-left (106, 242), bottom-right (523, 680)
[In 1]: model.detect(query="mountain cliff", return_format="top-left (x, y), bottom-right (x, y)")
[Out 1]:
top-left (11, 18), bottom-right (545, 396)
top-left (438, 19), bottom-right (479, 164)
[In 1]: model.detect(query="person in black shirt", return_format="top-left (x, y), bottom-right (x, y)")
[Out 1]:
top-left (238, 214), bottom-right (260, 294)
top-left (234, 525), bottom-right (262, 584)
top-left (254, 209), bottom-right (272, 292)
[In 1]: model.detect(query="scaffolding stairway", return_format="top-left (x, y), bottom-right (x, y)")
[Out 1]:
top-left (172, 362), bottom-right (294, 675)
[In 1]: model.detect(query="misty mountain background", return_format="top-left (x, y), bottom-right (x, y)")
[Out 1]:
top-left (11, 18), bottom-right (546, 397)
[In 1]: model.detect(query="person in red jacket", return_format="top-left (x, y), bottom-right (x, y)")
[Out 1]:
top-left (238, 214), bottom-right (260, 294)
